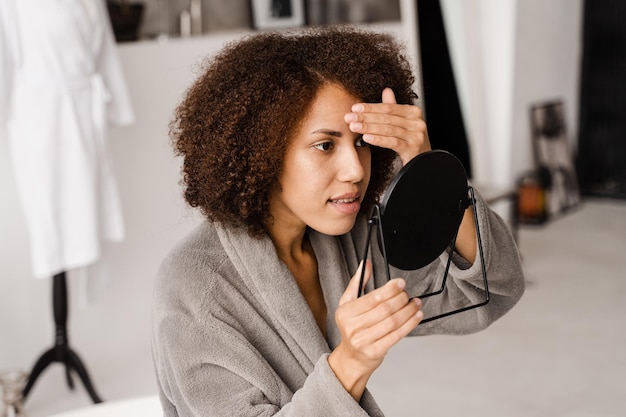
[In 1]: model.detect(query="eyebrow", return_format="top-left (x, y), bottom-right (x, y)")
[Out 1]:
top-left (311, 129), bottom-right (342, 137)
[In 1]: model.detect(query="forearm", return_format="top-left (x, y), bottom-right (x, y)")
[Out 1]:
top-left (454, 206), bottom-right (477, 263)
top-left (408, 192), bottom-right (525, 335)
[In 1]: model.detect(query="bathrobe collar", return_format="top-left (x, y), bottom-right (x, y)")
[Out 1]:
top-left (215, 224), bottom-right (355, 371)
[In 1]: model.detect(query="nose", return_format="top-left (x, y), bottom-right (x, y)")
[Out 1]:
top-left (337, 146), bottom-right (367, 183)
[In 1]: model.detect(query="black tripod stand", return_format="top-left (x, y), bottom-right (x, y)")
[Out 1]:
top-left (22, 271), bottom-right (103, 403)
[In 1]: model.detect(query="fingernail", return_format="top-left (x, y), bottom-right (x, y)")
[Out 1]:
top-left (413, 298), bottom-right (422, 308)
top-left (396, 279), bottom-right (406, 290)
top-left (352, 104), bottom-right (364, 112)
top-left (350, 122), bottom-right (362, 131)
top-left (345, 113), bottom-right (357, 122)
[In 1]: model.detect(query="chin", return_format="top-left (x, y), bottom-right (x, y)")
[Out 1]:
top-left (310, 217), bottom-right (357, 236)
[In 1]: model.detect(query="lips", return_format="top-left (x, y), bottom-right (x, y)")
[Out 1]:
top-left (329, 192), bottom-right (360, 203)
top-left (328, 193), bottom-right (361, 214)
top-left (330, 197), bottom-right (358, 204)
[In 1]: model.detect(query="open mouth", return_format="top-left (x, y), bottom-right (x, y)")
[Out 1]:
top-left (328, 195), bottom-right (361, 214)
top-left (330, 197), bottom-right (358, 204)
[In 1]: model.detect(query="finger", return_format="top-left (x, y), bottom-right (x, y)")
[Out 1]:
top-left (347, 298), bottom-right (423, 357)
top-left (346, 103), bottom-right (426, 143)
top-left (347, 288), bottom-right (414, 332)
top-left (381, 87), bottom-right (397, 104)
top-left (356, 122), bottom-right (429, 157)
top-left (366, 306), bottom-right (424, 356)
top-left (346, 112), bottom-right (424, 134)
top-left (347, 278), bottom-right (408, 316)
top-left (352, 121), bottom-right (417, 142)
top-left (367, 290), bottom-right (415, 324)
top-left (351, 87), bottom-right (422, 119)
top-left (350, 101), bottom-right (423, 119)
top-left (339, 260), bottom-right (372, 305)
top-left (369, 297), bottom-right (422, 340)
top-left (346, 88), bottom-right (423, 131)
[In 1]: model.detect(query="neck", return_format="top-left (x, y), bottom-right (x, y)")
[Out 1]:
top-left (269, 223), bottom-right (327, 338)
top-left (268, 219), bottom-right (328, 337)
top-left (267, 220), bottom-right (309, 264)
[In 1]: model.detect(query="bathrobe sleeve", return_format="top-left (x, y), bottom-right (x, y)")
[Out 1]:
top-left (405, 190), bottom-right (525, 334)
top-left (344, 189), bottom-right (525, 336)
top-left (152, 225), bottom-right (384, 417)
top-left (94, 0), bottom-right (134, 126)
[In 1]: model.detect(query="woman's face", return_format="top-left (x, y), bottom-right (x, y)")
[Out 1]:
top-left (269, 83), bottom-right (372, 237)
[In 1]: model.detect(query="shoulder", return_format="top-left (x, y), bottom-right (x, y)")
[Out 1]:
top-left (153, 220), bottom-right (269, 315)
top-left (158, 221), bottom-right (225, 280)
top-left (153, 221), bottom-right (232, 313)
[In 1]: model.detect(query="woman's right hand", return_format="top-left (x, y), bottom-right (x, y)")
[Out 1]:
top-left (328, 261), bottom-right (423, 401)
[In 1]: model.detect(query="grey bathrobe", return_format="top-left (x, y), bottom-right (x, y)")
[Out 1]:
top-left (151, 192), bottom-right (525, 416)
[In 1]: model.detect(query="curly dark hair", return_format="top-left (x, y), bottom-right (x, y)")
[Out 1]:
top-left (171, 26), bottom-right (418, 236)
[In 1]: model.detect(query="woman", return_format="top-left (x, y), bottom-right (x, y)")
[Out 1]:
top-left (151, 27), bottom-right (524, 416)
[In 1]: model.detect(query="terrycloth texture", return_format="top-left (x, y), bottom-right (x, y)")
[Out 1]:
top-left (151, 192), bottom-right (524, 416)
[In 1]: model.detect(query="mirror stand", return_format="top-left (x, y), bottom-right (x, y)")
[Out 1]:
top-left (357, 185), bottom-right (490, 324)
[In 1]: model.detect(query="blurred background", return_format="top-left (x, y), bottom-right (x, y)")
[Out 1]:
top-left (1, 0), bottom-right (625, 416)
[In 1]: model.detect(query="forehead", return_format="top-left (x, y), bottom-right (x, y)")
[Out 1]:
top-left (301, 83), bottom-right (358, 122)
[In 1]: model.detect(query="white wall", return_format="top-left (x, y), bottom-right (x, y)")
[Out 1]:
top-left (440, 0), bottom-right (583, 188)
top-left (510, 0), bottom-right (584, 182)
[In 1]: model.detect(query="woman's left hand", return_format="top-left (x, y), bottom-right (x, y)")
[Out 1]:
top-left (347, 88), bottom-right (476, 264)
top-left (345, 88), bottom-right (431, 166)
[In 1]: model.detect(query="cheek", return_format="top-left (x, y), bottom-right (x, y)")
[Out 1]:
top-left (279, 159), bottom-right (322, 202)
top-left (279, 154), bottom-right (302, 190)
top-left (362, 153), bottom-right (373, 185)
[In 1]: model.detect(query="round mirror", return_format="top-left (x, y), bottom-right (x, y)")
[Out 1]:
top-left (378, 150), bottom-right (469, 270)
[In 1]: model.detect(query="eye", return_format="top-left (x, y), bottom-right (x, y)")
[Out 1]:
top-left (355, 135), bottom-right (368, 148)
top-left (313, 141), bottom-right (334, 151)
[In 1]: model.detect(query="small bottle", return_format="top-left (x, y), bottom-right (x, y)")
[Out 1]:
top-left (517, 172), bottom-right (547, 224)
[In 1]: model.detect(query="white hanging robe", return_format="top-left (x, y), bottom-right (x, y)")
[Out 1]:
top-left (0, 0), bottom-right (134, 281)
